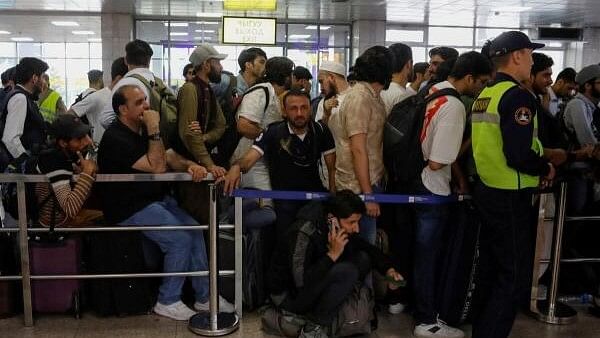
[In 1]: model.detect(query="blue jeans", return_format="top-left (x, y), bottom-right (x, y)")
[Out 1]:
top-left (395, 181), bottom-right (449, 324)
top-left (358, 184), bottom-right (382, 245)
top-left (119, 196), bottom-right (209, 305)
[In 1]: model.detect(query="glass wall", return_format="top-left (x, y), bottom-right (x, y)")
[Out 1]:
top-left (386, 25), bottom-right (568, 79)
top-left (0, 42), bottom-right (102, 105)
top-left (136, 20), bottom-right (351, 96)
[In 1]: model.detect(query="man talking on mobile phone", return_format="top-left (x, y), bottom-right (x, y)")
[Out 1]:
top-left (266, 190), bottom-right (403, 337)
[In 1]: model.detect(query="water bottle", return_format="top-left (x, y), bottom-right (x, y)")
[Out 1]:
top-left (557, 293), bottom-right (593, 304)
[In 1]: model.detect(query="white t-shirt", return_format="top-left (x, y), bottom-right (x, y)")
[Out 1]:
top-left (232, 82), bottom-right (282, 191)
top-left (71, 87), bottom-right (111, 144)
top-left (380, 82), bottom-right (417, 115)
top-left (100, 68), bottom-right (155, 129)
top-left (420, 81), bottom-right (465, 196)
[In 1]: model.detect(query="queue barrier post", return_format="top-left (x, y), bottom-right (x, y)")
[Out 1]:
top-left (0, 173), bottom-right (241, 330)
top-left (188, 183), bottom-right (240, 336)
top-left (535, 181), bottom-right (577, 324)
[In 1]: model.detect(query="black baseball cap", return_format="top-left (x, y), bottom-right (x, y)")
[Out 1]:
top-left (50, 115), bottom-right (90, 140)
top-left (488, 31), bottom-right (545, 58)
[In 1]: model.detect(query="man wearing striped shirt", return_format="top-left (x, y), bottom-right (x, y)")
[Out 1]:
top-left (35, 115), bottom-right (101, 227)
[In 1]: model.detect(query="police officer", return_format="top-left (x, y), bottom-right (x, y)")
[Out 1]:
top-left (471, 31), bottom-right (561, 338)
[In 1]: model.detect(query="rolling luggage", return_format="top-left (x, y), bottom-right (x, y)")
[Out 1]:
top-left (29, 235), bottom-right (82, 317)
top-left (0, 232), bottom-right (18, 318)
top-left (85, 231), bottom-right (155, 316)
top-left (437, 201), bottom-right (481, 326)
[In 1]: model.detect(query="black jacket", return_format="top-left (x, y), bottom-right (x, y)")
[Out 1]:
top-left (268, 201), bottom-right (394, 297)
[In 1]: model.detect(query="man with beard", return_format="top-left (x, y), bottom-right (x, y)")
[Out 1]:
top-left (236, 47), bottom-right (267, 95)
top-left (221, 89), bottom-right (336, 237)
top-left (315, 61), bottom-right (349, 124)
top-left (173, 44), bottom-right (227, 224)
top-left (1, 57), bottom-right (49, 168)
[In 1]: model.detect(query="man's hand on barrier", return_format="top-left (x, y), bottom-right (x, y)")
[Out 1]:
top-left (327, 225), bottom-right (348, 262)
top-left (385, 268), bottom-right (404, 290)
top-left (545, 148), bottom-right (567, 166)
top-left (365, 201), bottom-right (380, 218)
top-left (208, 165), bottom-right (227, 178)
top-left (187, 164), bottom-right (208, 182)
top-left (218, 164), bottom-right (242, 195)
top-left (77, 151), bottom-right (97, 177)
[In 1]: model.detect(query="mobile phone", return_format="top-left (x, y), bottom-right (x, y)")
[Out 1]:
top-left (385, 275), bottom-right (407, 287)
top-left (327, 217), bottom-right (340, 232)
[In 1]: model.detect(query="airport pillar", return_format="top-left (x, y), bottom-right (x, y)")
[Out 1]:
top-left (351, 20), bottom-right (386, 62)
top-left (100, 13), bottom-right (134, 85)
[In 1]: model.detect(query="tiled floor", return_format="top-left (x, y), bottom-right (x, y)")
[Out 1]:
top-left (1, 306), bottom-right (599, 338)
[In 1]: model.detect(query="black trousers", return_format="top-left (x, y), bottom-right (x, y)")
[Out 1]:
top-left (472, 182), bottom-right (537, 338)
top-left (281, 251), bottom-right (371, 326)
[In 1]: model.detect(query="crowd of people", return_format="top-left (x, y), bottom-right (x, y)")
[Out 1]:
top-left (1, 29), bottom-right (600, 338)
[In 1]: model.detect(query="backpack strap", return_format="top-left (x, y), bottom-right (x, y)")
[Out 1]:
top-left (243, 85), bottom-right (270, 114)
top-left (424, 87), bottom-right (461, 103)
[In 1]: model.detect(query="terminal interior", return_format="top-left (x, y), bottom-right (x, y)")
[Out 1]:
top-left (1, 0), bottom-right (600, 337)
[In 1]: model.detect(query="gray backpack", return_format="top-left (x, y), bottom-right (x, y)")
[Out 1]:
top-left (330, 285), bottom-right (375, 337)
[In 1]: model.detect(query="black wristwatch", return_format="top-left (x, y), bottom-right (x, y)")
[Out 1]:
top-left (148, 132), bottom-right (162, 141)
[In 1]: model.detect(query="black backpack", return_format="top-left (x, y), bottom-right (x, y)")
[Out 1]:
top-left (383, 87), bottom-right (461, 190)
top-left (213, 84), bottom-right (270, 167)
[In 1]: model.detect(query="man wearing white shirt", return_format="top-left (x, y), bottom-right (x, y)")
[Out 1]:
top-left (100, 39), bottom-right (162, 129)
top-left (546, 67), bottom-right (577, 117)
top-left (1, 57), bottom-right (48, 166)
top-left (381, 43), bottom-right (417, 115)
top-left (69, 58), bottom-right (128, 144)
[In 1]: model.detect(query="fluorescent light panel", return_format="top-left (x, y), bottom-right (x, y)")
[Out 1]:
top-left (52, 21), bottom-right (79, 27)
top-left (72, 30), bottom-right (95, 35)
top-left (11, 37), bottom-right (33, 41)
top-left (0, 30), bottom-right (11, 34)
top-left (164, 22), bottom-right (188, 27)
top-left (196, 12), bottom-right (223, 18)
top-left (289, 34), bottom-right (311, 39)
top-left (170, 32), bottom-right (188, 36)
top-left (305, 25), bottom-right (331, 30)
top-left (88, 38), bottom-right (102, 42)
top-left (196, 21), bottom-right (220, 25)
top-left (492, 6), bottom-right (532, 12)
top-left (195, 30), bottom-right (216, 33)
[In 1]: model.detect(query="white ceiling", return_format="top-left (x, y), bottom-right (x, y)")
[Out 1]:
top-left (0, 0), bottom-right (599, 42)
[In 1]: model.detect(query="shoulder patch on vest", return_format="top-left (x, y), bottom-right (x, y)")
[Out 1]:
top-left (514, 107), bottom-right (532, 125)
top-left (472, 97), bottom-right (491, 113)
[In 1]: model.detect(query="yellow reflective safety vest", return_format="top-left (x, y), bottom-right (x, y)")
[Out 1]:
top-left (471, 81), bottom-right (544, 190)
top-left (39, 90), bottom-right (60, 121)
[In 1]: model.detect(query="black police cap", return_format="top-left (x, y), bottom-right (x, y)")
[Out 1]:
top-left (488, 31), bottom-right (545, 58)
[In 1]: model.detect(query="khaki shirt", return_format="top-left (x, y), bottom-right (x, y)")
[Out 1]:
top-left (328, 82), bottom-right (385, 193)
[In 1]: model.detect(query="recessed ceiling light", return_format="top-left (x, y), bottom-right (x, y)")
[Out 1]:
top-left (289, 34), bottom-right (311, 39)
top-left (52, 21), bottom-right (79, 27)
top-left (492, 6), bottom-right (532, 12)
top-left (305, 25), bottom-right (331, 30)
top-left (196, 21), bottom-right (220, 25)
top-left (170, 32), bottom-right (188, 36)
top-left (88, 38), bottom-right (102, 42)
top-left (164, 22), bottom-right (189, 27)
top-left (193, 36), bottom-right (214, 40)
top-left (195, 30), bottom-right (216, 33)
top-left (196, 12), bottom-right (223, 18)
top-left (11, 37), bottom-right (34, 42)
top-left (72, 31), bottom-right (95, 35)
top-left (0, 31), bottom-right (11, 35)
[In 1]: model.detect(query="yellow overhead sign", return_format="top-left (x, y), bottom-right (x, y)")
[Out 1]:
top-left (224, 0), bottom-right (277, 11)
top-left (223, 17), bottom-right (276, 45)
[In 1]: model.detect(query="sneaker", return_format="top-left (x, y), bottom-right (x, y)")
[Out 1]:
top-left (299, 323), bottom-right (329, 338)
top-left (414, 319), bottom-right (464, 338)
top-left (389, 302), bottom-right (405, 314)
top-left (153, 301), bottom-right (196, 321)
top-left (194, 295), bottom-right (235, 313)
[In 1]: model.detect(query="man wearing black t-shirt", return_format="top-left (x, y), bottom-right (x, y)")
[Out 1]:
top-left (98, 84), bottom-right (233, 321)
top-left (221, 89), bottom-right (336, 237)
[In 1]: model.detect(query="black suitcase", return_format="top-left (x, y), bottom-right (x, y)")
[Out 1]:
top-left (218, 228), bottom-right (267, 310)
top-left (0, 232), bottom-right (18, 318)
top-left (437, 201), bottom-right (481, 326)
top-left (85, 231), bottom-right (155, 316)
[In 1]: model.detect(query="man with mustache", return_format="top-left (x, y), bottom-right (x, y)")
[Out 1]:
top-left (173, 44), bottom-right (227, 224)
top-left (1, 57), bottom-right (49, 168)
top-left (221, 89), bottom-right (336, 238)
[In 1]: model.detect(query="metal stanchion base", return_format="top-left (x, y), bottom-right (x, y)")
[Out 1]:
top-left (535, 300), bottom-right (578, 325)
top-left (188, 312), bottom-right (240, 336)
